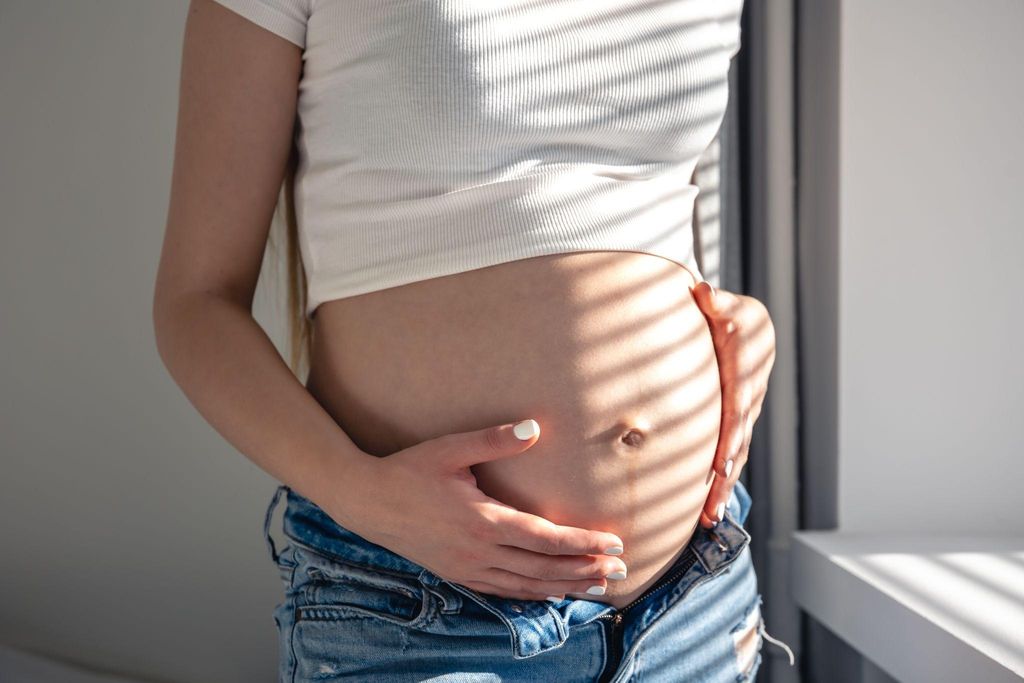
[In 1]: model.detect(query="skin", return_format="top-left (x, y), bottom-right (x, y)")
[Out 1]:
top-left (307, 249), bottom-right (724, 609)
top-left (155, 0), bottom-right (776, 610)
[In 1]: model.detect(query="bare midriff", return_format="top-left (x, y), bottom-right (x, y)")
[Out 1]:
top-left (305, 251), bottom-right (722, 610)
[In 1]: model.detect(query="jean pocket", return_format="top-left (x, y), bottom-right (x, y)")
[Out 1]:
top-left (290, 544), bottom-right (437, 629)
top-left (730, 479), bottom-right (753, 526)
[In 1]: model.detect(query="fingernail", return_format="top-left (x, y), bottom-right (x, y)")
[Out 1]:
top-left (603, 546), bottom-right (624, 555)
top-left (607, 570), bottom-right (627, 580)
top-left (545, 595), bottom-right (563, 603)
top-left (586, 585), bottom-right (606, 595)
top-left (513, 419), bottom-right (540, 440)
top-left (723, 459), bottom-right (734, 478)
top-left (715, 501), bottom-right (726, 520)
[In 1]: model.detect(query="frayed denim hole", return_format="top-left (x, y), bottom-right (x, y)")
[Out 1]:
top-left (730, 598), bottom-right (763, 680)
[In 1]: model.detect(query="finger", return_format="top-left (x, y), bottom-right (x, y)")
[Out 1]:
top-left (740, 382), bottom-right (754, 409)
top-left (689, 280), bottom-right (716, 301)
top-left (700, 451), bottom-right (748, 529)
top-left (460, 578), bottom-right (565, 603)
top-left (689, 280), bottom-right (719, 314)
top-left (691, 280), bottom-right (746, 321)
top-left (488, 544), bottom-right (628, 582)
top-left (699, 475), bottom-right (730, 528)
top-left (699, 508), bottom-right (719, 529)
top-left (441, 419), bottom-right (541, 471)
top-left (479, 566), bottom-right (611, 598)
top-left (713, 401), bottom-right (750, 479)
top-left (491, 506), bottom-right (625, 557)
top-left (748, 399), bottom-right (764, 428)
top-left (711, 287), bottom-right (743, 318)
top-left (740, 409), bottom-right (755, 461)
top-left (725, 387), bottom-right (752, 466)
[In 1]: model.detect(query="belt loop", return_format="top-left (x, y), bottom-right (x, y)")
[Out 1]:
top-left (263, 484), bottom-right (290, 564)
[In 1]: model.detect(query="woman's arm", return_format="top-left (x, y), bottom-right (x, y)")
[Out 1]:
top-left (152, 0), bottom-right (377, 520)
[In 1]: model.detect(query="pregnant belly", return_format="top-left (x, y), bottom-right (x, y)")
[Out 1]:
top-left (305, 251), bottom-right (722, 609)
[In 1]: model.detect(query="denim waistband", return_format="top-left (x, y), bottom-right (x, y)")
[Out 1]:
top-left (263, 480), bottom-right (753, 660)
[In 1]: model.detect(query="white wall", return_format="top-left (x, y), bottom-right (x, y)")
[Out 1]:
top-left (838, 0), bottom-right (1024, 533)
top-left (1, 2), bottom-right (287, 681)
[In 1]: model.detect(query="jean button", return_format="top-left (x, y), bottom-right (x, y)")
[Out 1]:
top-left (510, 603), bottom-right (524, 613)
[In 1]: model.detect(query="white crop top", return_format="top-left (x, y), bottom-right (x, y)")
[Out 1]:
top-left (211, 0), bottom-right (744, 320)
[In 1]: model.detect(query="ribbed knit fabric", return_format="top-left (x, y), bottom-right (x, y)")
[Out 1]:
top-left (211, 0), bottom-right (744, 320)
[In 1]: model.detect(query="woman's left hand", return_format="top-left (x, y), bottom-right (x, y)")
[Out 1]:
top-left (688, 281), bottom-right (777, 529)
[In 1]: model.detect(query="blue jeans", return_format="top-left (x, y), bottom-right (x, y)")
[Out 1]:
top-left (264, 479), bottom-right (787, 682)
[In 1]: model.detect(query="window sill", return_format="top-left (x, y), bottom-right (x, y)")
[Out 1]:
top-left (791, 531), bottom-right (1024, 682)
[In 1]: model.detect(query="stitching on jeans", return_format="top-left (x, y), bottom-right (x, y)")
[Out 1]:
top-left (288, 537), bottom-right (425, 583)
top-left (292, 552), bottom-right (441, 630)
top-left (694, 511), bottom-right (750, 575)
top-left (443, 581), bottom-right (525, 657)
top-left (423, 583), bottom-right (463, 615)
top-left (293, 591), bottom-right (438, 629)
top-left (294, 562), bottom-right (439, 628)
top-left (287, 585), bottom-right (298, 683)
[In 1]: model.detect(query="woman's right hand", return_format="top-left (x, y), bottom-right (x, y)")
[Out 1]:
top-left (325, 419), bottom-right (629, 602)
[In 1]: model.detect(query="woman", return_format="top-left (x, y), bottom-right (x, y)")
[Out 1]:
top-left (153, 0), bottom-right (791, 680)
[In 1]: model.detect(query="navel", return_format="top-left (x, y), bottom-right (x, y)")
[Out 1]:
top-left (620, 427), bottom-right (646, 448)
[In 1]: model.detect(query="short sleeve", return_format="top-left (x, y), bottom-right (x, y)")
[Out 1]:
top-left (726, 21), bottom-right (742, 60)
top-left (719, 0), bottom-right (744, 60)
top-left (724, 24), bottom-right (741, 60)
top-left (210, 0), bottom-right (310, 49)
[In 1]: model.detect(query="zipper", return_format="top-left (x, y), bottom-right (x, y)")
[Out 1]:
top-left (597, 611), bottom-right (625, 683)
top-left (596, 547), bottom-right (698, 683)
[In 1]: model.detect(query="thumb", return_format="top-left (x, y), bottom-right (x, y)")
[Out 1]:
top-left (440, 419), bottom-right (541, 470)
top-left (690, 280), bottom-right (719, 311)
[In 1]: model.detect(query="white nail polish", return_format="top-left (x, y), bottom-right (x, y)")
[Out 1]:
top-left (586, 585), bottom-right (606, 595)
top-left (603, 546), bottom-right (624, 555)
top-left (607, 570), bottom-right (627, 580)
top-left (715, 501), bottom-right (726, 520)
top-left (545, 595), bottom-right (562, 603)
top-left (513, 419), bottom-right (540, 440)
top-left (724, 459), bottom-right (734, 478)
